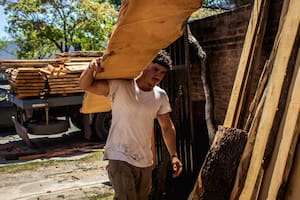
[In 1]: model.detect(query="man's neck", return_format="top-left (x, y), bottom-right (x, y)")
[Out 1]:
top-left (136, 77), bottom-right (153, 91)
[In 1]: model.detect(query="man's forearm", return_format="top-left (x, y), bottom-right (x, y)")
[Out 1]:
top-left (162, 126), bottom-right (178, 157)
top-left (79, 67), bottom-right (95, 90)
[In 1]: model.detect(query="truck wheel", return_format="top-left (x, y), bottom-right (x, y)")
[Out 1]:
top-left (70, 109), bottom-right (84, 130)
top-left (27, 120), bottom-right (69, 135)
top-left (94, 111), bottom-right (111, 141)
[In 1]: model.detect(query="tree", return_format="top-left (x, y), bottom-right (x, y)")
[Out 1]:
top-left (0, 39), bottom-right (7, 51)
top-left (3, 0), bottom-right (118, 59)
top-left (204, 0), bottom-right (253, 9)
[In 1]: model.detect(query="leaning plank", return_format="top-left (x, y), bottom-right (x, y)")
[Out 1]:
top-left (188, 126), bottom-right (247, 200)
top-left (224, 0), bottom-right (270, 128)
top-left (284, 139), bottom-right (300, 200)
top-left (239, 0), bottom-right (300, 198)
top-left (266, 44), bottom-right (300, 200)
top-left (230, 89), bottom-right (267, 200)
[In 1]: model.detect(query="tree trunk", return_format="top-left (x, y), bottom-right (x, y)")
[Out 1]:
top-left (187, 25), bottom-right (216, 145)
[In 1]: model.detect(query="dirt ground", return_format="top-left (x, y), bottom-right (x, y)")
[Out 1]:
top-left (0, 129), bottom-right (114, 200)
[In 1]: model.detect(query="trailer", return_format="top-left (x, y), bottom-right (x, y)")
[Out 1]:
top-left (0, 53), bottom-right (112, 146)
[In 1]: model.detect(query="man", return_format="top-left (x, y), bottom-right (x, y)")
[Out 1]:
top-left (79, 50), bottom-right (183, 200)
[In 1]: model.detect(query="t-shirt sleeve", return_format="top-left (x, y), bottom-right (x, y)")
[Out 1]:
top-left (157, 90), bottom-right (172, 115)
top-left (107, 80), bottom-right (121, 100)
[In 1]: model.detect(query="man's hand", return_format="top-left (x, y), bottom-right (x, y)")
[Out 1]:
top-left (171, 155), bottom-right (183, 178)
top-left (88, 57), bottom-right (104, 73)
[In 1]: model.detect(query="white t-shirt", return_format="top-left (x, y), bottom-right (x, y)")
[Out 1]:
top-left (103, 79), bottom-right (171, 167)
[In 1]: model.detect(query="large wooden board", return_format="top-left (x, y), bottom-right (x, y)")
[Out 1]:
top-left (95, 0), bottom-right (202, 80)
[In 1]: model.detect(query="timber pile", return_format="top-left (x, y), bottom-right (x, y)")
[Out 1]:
top-left (7, 67), bottom-right (45, 99)
top-left (40, 64), bottom-right (85, 96)
top-left (0, 51), bottom-right (102, 98)
top-left (189, 0), bottom-right (299, 199)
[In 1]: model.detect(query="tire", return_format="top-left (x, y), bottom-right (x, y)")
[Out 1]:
top-left (27, 120), bottom-right (69, 135)
top-left (70, 108), bottom-right (84, 130)
top-left (94, 111), bottom-right (111, 141)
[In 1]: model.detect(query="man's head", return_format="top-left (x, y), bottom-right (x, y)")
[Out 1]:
top-left (136, 50), bottom-right (172, 91)
top-left (152, 50), bottom-right (172, 70)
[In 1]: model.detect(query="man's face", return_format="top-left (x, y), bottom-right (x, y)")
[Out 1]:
top-left (142, 63), bottom-right (168, 88)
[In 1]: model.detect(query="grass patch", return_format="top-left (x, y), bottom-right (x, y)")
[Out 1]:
top-left (0, 150), bottom-right (104, 174)
top-left (89, 189), bottom-right (114, 200)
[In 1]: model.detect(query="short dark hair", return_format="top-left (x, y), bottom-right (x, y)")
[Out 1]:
top-left (152, 50), bottom-right (172, 70)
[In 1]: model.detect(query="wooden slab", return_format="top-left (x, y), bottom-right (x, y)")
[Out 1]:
top-left (95, 0), bottom-right (202, 80)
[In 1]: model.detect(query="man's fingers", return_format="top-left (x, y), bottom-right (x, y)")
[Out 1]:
top-left (172, 163), bottom-right (183, 178)
top-left (89, 58), bottom-right (105, 73)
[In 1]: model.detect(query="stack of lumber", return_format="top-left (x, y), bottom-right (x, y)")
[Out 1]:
top-left (1, 52), bottom-right (102, 98)
top-left (189, 0), bottom-right (300, 199)
top-left (7, 68), bottom-right (45, 99)
top-left (40, 64), bottom-right (86, 96)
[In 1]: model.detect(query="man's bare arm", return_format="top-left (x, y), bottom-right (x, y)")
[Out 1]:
top-left (157, 113), bottom-right (183, 177)
top-left (79, 58), bottom-right (109, 96)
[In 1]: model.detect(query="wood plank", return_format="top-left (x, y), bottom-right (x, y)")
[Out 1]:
top-left (266, 42), bottom-right (300, 200)
top-left (14, 89), bottom-right (43, 93)
top-left (47, 74), bottom-right (81, 79)
top-left (64, 64), bottom-right (88, 72)
top-left (11, 76), bottom-right (44, 80)
top-left (55, 51), bottom-right (102, 58)
top-left (230, 89), bottom-right (267, 200)
top-left (10, 80), bottom-right (45, 85)
top-left (49, 85), bottom-right (80, 89)
top-left (239, 0), bottom-right (300, 198)
top-left (94, 0), bottom-right (202, 80)
top-left (224, 0), bottom-right (270, 128)
top-left (284, 139), bottom-right (300, 200)
top-left (0, 58), bottom-right (64, 64)
top-left (50, 87), bottom-right (81, 91)
top-left (11, 85), bottom-right (44, 89)
top-left (49, 90), bottom-right (83, 95)
top-left (48, 78), bottom-right (80, 82)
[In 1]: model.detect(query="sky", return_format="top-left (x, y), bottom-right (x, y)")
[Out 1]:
top-left (0, 5), bottom-right (9, 39)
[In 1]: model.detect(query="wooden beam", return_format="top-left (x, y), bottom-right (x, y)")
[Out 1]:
top-left (266, 42), bottom-right (300, 200)
top-left (230, 89), bottom-right (266, 200)
top-left (239, 0), bottom-right (300, 198)
top-left (224, 0), bottom-right (270, 128)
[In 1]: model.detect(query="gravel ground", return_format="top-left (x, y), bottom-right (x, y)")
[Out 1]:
top-left (0, 152), bottom-right (113, 200)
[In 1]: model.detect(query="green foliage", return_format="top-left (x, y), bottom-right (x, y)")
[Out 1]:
top-left (0, 40), bottom-right (7, 50)
top-left (0, 36), bottom-right (10, 49)
top-left (97, 0), bottom-right (122, 8)
top-left (3, 0), bottom-right (118, 59)
top-left (204, 0), bottom-right (252, 9)
top-left (191, 7), bottom-right (225, 20)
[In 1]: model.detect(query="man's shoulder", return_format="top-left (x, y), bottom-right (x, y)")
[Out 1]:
top-left (154, 85), bottom-right (167, 94)
top-left (108, 79), bottom-right (133, 86)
